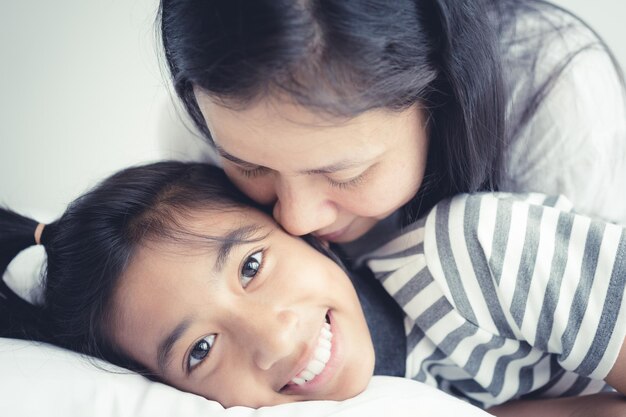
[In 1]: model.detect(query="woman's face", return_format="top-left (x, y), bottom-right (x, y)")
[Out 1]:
top-left (111, 206), bottom-right (374, 408)
top-left (195, 92), bottom-right (429, 243)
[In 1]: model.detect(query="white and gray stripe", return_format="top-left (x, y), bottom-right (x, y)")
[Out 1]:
top-left (365, 193), bottom-right (626, 408)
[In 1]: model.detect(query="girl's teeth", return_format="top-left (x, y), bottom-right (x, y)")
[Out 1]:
top-left (290, 321), bottom-right (333, 385)
top-left (301, 370), bottom-right (315, 381)
top-left (308, 359), bottom-right (325, 374)
top-left (314, 347), bottom-right (331, 362)
top-left (321, 327), bottom-right (332, 339)
top-left (319, 338), bottom-right (331, 350)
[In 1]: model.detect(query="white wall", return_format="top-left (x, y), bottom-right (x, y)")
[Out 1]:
top-left (551, 0), bottom-right (626, 71)
top-left (0, 0), bottom-right (197, 221)
top-left (0, 0), bottom-right (625, 220)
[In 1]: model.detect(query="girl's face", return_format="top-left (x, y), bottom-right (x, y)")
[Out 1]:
top-left (195, 91), bottom-right (428, 243)
top-left (111, 206), bottom-right (374, 408)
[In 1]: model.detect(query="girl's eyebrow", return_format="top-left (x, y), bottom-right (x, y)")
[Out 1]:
top-left (214, 224), bottom-right (265, 272)
top-left (214, 143), bottom-right (368, 175)
top-left (157, 316), bottom-right (193, 375)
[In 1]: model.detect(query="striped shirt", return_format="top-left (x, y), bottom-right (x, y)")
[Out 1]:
top-left (363, 193), bottom-right (626, 408)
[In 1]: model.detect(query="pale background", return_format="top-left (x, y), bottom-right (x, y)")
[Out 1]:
top-left (0, 0), bottom-right (625, 220)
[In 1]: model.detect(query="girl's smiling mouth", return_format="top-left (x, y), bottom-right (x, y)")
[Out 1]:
top-left (280, 311), bottom-right (339, 393)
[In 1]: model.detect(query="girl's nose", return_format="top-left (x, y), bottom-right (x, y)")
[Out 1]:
top-left (272, 177), bottom-right (337, 236)
top-left (248, 309), bottom-right (299, 371)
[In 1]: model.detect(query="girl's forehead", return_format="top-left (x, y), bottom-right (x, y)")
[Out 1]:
top-left (150, 207), bottom-right (276, 253)
top-left (111, 208), bottom-right (277, 340)
top-left (174, 204), bottom-right (273, 229)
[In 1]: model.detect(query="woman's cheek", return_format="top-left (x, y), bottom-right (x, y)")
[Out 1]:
top-left (350, 170), bottom-right (417, 216)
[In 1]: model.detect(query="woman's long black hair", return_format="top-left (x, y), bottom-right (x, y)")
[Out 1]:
top-left (158, 0), bottom-right (624, 221)
top-left (0, 161), bottom-right (261, 372)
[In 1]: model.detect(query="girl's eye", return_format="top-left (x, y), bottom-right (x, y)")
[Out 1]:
top-left (238, 166), bottom-right (269, 179)
top-left (188, 334), bottom-right (216, 371)
top-left (240, 250), bottom-right (263, 288)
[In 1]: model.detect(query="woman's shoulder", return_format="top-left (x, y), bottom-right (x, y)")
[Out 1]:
top-left (501, 3), bottom-right (618, 111)
top-left (497, 4), bottom-right (626, 223)
top-left (501, 3), bottom-right (603, 69)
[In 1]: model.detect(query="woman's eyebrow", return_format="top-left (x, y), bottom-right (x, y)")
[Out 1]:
top-left (214, 144), bottom-right (260, 170)
top-left (214, 143), bottom-right (367, 174)
top-left (304, 160), bottom-right (365, 175)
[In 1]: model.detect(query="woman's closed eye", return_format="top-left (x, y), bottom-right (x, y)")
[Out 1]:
top-left (188, 334), bottom-right (216, 371)
top-left (240, 250), bottom-right (264, 288)
top-left (237, 166), bottom-right (269, 179)
top-left (326, 172), bottom-right (367, 190)
top-left (326, 165), bottom-right (373, 191)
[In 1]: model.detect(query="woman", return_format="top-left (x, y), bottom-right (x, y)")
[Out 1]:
top-left (159, 0), bottom-right (626, 239)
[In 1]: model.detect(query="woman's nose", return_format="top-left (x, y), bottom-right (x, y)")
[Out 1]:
top-left (248, 309), bottom-right (299, 371)
top-left (272, 177), bottom-right (337, 236)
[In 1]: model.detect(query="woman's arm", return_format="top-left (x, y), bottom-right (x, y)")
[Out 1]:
top-left (488, 392), bottom-right (626, 417)
top-left (423, 193), bottom-right (626, 403)
top-left (366, 192), bottom-right (626, 408)
top-left (607, 342), bottom-right (626, 394)
top-left (489, 320), bottom-right (626, 417)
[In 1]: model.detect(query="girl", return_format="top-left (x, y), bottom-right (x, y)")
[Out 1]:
top-left (0, 161), bottom-right (375, 408)
top-left (2, 161), bottom-right (626, 415)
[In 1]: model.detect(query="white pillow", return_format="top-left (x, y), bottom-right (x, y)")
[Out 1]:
top-left (0, 337), bottom-right (492, 417)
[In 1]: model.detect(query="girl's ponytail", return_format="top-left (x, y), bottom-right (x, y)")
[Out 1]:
top-left (0, 208), bottom-right (50, 341)
top-left (0, 208), bottom-right (38, 276)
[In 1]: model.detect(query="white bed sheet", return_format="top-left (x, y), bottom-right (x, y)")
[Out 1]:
top-left (0, 337), bottom-right (493, 417)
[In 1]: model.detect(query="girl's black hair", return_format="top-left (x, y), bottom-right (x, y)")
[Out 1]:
top-left (158, 0), bottom-right (624, 221)
top-left (0, 161), bottom-right (264, 373)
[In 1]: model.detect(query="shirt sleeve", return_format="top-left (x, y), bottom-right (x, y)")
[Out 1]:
top-left (422, 193), bottom-right (626, 380)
